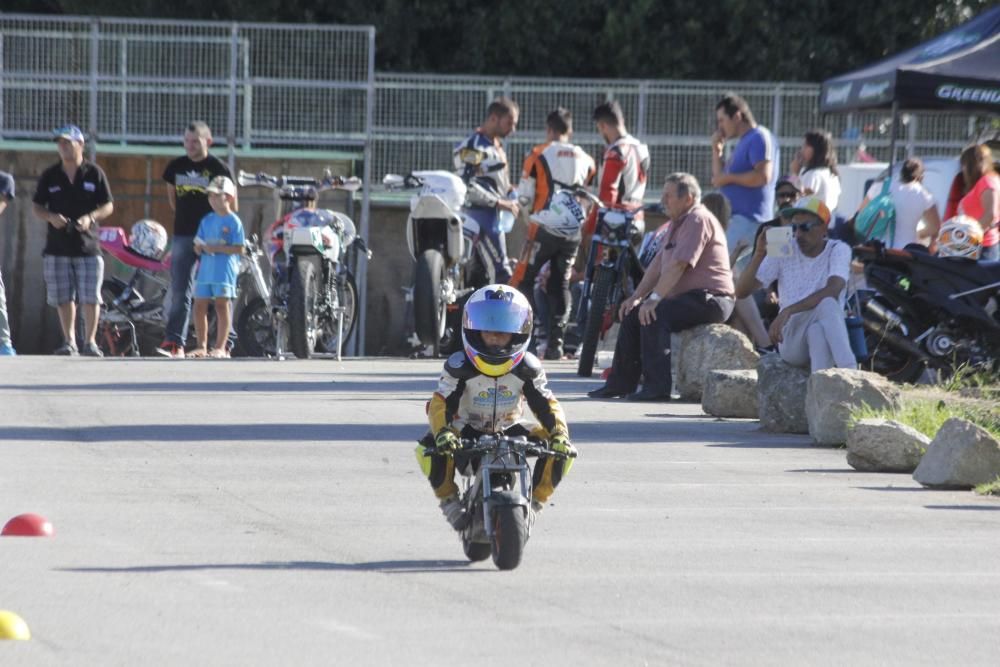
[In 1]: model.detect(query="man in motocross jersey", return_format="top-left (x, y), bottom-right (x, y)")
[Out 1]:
top-left (416, 284), bottom-right (576, 530)
top-left (585, 100), bottom-right (650, 237)
top-left (454, 98), bottom-right (521, 284)
top-left (510, 107), bottom-right (596, 360)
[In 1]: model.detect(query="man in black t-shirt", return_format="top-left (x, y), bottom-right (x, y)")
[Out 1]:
top-left (32, 124), bottom-right (114, 356)
top-left (157, 121), bottom-right (234, 357)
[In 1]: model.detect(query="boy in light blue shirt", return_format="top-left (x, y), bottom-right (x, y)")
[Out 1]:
top-left (192, 175), bottom-right (244, 358)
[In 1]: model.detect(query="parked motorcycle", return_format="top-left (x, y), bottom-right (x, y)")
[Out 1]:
top-left (383, 170), bottom-right (493, 356)
top-left (575, 195), bottom-right (647, 377)
top-left (423, 433), bottom-right (573, 571)
top-left (854, 241), bottom-right (1000, 383)
top-left (235, 170), bottom-right (367, 360)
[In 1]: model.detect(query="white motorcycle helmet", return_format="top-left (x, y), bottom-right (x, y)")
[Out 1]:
top-left (530, 190), bottom-right (587, 238)
top-left (462, 284), bottom-right (533, 377)
top-left (128, 219), bottom-right (168, 260)
top-left (937, 215), bottom-right (983, 260)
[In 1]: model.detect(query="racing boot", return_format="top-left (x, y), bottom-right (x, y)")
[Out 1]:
top-left (439, 494), bottom-right (469, 530)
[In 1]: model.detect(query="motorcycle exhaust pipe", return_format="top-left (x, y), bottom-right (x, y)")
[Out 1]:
top-left (864, 300), bottom-right (904, 330)
top-left (861, 317), bottom-right (928, 361)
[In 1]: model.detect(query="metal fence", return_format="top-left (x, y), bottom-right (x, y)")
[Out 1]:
top-left (372, 74), bottom-right (981, 192)
top-left (0, 13), bottom-right (376, 353)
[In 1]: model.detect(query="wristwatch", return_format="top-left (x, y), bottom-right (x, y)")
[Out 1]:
top-left (646, 291), bottom-right (662, 303)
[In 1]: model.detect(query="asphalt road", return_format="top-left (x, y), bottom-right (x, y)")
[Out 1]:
top-left (1, 357), bottom-right (998, 666)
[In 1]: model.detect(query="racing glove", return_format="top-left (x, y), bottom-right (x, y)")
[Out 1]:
top-left (434, 429), bottom-right (460, 452)
top-left (550, 433), bottom-right (577, 458)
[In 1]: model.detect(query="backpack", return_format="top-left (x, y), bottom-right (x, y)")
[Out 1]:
top-left (855, 179), bottom-right (896, 245)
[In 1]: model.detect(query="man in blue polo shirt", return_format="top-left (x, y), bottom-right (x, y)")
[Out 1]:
top-left (710, 92), bottom-right (778, 250)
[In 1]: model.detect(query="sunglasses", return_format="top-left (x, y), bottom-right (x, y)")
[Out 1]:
top-left (776, 191), bottom-right (798, 199)
top-left (791, 220), bottom-right (823, 233)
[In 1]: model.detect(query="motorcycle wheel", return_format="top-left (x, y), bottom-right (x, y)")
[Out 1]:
top-left (576, 265), bottom-right (615, 377)
top-left (490, 505), bottom-right (527, 571)
top-left (98, 279), bottom-right (138, 357)
top-left (289, 255), bottom-right (321, 359)
top-left (236, 297), bottom-right (276, 358)
top-left (414, 249), bottom-right (447, 354)
top-left (317, 271), bottom-right (358, 355)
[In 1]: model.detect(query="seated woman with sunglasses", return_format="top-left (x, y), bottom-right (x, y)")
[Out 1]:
top-left (734, 196), bottom-right (856, 373)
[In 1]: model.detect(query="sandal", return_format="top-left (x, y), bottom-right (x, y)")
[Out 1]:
top-left (187, 348), bottom-right (209, 358)
top-left (209, 348), bottom-right (229, 359)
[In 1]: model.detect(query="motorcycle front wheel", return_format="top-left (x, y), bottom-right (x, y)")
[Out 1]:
top-left (490, 505), bottom-right (527, 571)
top-left (861, 307), bottom-right (927, 384)
top-left (576, 265), bottom-right (616, 377)
top-left (236, 297), bottom-right (276, 358)
top-left (289, 255), bottom-right (322, 359)
top-left (317, 271), bottom-right (358, 356)
top-left (413, 249), bottom-right (447, 354)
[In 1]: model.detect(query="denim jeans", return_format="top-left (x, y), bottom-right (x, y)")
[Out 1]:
top-left (164, 236), bottom-right (198, 345)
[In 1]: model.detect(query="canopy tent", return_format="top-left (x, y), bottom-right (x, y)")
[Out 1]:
top-left (821, 6), bottom-right (1000, 115)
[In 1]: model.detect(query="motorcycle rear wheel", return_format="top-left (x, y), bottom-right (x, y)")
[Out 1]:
top-left (861, 309), bottom-right (927, 384)
top-left (98, 279), bottom-right (139, 357)
top-left (289, 255), bottom-right (321, 359)
top-left (462, 538), bottom-right (491, 562)
top-left (576, 265), bottom-right (615, 377)
top-left (414, 249), bottom-right (447, 354)
top-left (490, 505), bottom-right (527, 571)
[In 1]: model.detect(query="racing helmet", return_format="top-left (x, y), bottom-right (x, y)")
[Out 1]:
top-left (128, 219), bottom-right (168, 260)
top-left (937, 215), bottom-right (983, 260)
top-left (462, 284), bottom-right (533, 377)
top-left (530, 190), bottom-right (587, 238)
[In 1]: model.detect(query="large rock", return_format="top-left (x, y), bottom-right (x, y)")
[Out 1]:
top-left (913, 418), bottom-right (1000, 489)
top-left (673, 324), bottom-right (759, 401)
top-left (806, 369), bottom-right (902, 445)
top-left (846, 418), bottom-right (931, 472)
top-left (756, 353), bottom-right (810, 433)
top-left (702, 370), bottom-right (758, 418)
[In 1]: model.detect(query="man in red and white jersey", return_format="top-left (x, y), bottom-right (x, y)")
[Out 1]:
top-left (585, 100), bottom-right (650, 236)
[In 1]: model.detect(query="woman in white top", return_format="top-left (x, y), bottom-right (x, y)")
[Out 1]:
top-left (790, 129), bottom-right (842, 212)
top-left (860, 158), bottom-right (941, 250)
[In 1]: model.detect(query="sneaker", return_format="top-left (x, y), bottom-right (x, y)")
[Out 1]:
top-left (54, 341), bottom-right (78, 356)
top-left (155, 341), bottom-right (185, 358)
top-left (439, 495), bottom-right (469, 530)
top-left (0, 343), bottom-right (15, 356)
top-left (80, 342), bottom-right (104, 357)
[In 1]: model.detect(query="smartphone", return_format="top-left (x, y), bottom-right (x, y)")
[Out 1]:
top-left (765, 226), bottom-right (794, 258)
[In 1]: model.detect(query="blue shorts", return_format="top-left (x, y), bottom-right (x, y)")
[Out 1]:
top-left (726, 214), bottom-right (763, 252)
top-left (193, 281), bottom-right (236, 299)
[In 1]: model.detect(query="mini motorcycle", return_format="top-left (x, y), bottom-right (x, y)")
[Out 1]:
top-left (424, 433), bottom-right (573, 571)
top-left (854, 241), bottom-right (1000, 382)
top-left (235, 170), bottom-right (367, 360)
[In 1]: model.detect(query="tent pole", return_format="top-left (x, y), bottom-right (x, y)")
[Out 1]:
top-left (887, 101), bottom-right (899, 177)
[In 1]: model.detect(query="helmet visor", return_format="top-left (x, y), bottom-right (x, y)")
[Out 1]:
top-left (463, 296), bottom-right (531, 335)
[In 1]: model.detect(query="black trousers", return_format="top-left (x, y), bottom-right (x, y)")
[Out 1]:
top-left (512, 226), bottom-right (579, 348)
top-left (605, 289), bottom-right (735, 395)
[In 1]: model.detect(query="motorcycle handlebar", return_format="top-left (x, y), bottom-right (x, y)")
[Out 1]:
top-left (422, 434), bottom-right (573, 459)
top-left (237, 169), bottom-right (361, 193)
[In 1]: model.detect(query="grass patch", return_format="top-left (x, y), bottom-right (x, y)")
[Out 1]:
top-left (974, 477), bottom-right (1000, 497)
top-left (852, 398), bottom-right (1000, 441)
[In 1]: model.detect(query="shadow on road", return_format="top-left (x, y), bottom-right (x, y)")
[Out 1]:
top-left (0, 423), bottom-right (426, 443)
top-left (0, 379), bottom-right (434, 394)
top-left (924, 504), bottom-right (1000, 511)
top-left (60, 560), bottom-right (485, 574)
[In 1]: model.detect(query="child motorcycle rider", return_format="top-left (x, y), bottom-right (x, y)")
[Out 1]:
top-left (416, 284), bottom-right (577, 530)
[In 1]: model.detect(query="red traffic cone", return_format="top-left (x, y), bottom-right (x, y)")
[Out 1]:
top-left (2, 513), bottom-right (54, 537)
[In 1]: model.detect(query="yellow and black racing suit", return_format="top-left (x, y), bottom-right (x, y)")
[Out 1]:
top-left (416, 350), bottom-right (572, 503)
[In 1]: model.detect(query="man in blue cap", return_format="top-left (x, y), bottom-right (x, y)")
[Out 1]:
top-left (32, 124), bottom-right (114, 356)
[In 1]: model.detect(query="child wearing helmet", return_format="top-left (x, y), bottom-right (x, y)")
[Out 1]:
top-left (416, 284), bottom-right (576, 530)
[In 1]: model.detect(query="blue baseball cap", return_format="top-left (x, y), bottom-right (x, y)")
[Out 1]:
top-left (53, 124), bottom-right (85, 143)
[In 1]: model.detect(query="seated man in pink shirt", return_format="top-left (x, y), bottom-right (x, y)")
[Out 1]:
top-left (588, 173), bottom-right (736, 402)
